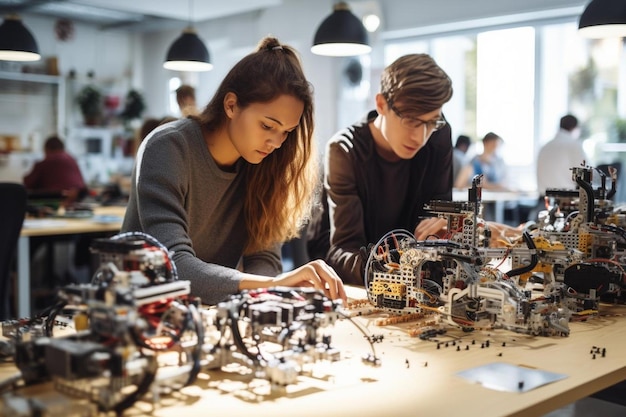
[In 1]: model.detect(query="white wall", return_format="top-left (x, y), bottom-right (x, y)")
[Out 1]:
top-left (18, 14), bottom-right (137, 81)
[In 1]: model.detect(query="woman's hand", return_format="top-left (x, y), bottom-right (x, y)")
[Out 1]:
top-left (240, 260), bottom-right (347, 304)
top-left (273, 260), bottom-right (347, 304)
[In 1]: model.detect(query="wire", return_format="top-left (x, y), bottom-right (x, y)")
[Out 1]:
top-left (505, 231), bottom-right (538, 278)
top-left (336, 310), bottom-right (378, 360)
top-left (111, 231), bottom-right (179, 281)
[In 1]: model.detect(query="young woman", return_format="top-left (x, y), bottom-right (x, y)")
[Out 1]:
top-left (122, 37), bottom-right (345, 305)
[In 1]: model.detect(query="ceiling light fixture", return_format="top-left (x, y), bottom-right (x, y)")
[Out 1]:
top-left (163, 0), bottom-right (212, 72)
top-left (578, 0), bottom-right (626, 39)
top-left (362, 14), bottom-right (381, 33)
top-left (311, 2), bottom-right (371, 57)
top-left (0, 14), bottom-right (41, 62)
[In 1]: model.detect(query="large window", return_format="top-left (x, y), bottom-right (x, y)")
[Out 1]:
top-left (383, 17), bottom-right (625, 193)
top-left (168, 77), bottom-right (182, 116)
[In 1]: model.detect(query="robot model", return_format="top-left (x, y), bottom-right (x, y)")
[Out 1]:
top-left (1, 233), bottom-right (377, 416)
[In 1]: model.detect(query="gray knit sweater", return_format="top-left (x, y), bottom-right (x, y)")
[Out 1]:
top-left (122, 118), bottom-right (282, 305)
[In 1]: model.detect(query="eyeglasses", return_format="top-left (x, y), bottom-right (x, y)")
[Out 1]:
top-left (389, 105), bottom-right (447, 133)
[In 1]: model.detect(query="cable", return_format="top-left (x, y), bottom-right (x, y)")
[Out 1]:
top-left (336, 310), bottom-right (378, 361)
top-left (111, 231), bottom-right (179, 281)
top-left (505, 231), bottom-right (538, 278)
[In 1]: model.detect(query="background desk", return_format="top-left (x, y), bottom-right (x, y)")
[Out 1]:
top-left (2, 287), bottom-right (626, 417)
top-left (453, 189), bottom-right (539, 224)
top-left (16, 206), bottom-right (125, 317)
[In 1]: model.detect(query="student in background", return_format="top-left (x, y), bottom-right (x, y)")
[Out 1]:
top-left (132, 116), bottom-right (178, 155)
top-left (110, 117), bottom-right (178, 201)
top-left (123, 36), bottom-right (345, 305)
top-left (536, 114), bottom-right (587, 197)
top-left (455, 132), bottom-right (507, 191)
top-left (24, 135), bottom-right (90, 292)
top-left (307, 53), bottom-right (454, 285)
top-left (176, 84), bottom-right (199, 118)
top-left (453, 134), bottom-right (471, 185)
top-left (139, 117), bottom-right (162, 142)
top-left (23, 135), bottom-right (87, 205)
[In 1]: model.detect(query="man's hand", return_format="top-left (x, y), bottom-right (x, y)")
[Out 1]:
top-left (414, 217), bottom-right (447, 240)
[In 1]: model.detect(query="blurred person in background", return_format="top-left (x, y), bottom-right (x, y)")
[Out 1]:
top-left (537, 114), bottom-right (587, 198)
top-left (23, 135), bottom-right (87, 206)
top-left (176, 84), bottom-right (199, 118)
top-left (453, 134), bottom-right (471, 185)
top-left (455, 132), bottom-right (507, 191)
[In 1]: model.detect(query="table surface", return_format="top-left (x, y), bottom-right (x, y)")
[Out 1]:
top-left (20, 205), bottom-right (126, 237)
top-left (15, 205), bottom-right (126, 317)
top-left (2, 287), bottom-right (626, 417)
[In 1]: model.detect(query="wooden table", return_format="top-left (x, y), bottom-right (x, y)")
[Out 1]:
top-left (1, 286), bottom-right (626, 417)
top-left (16, 205), bottom-right (125, 317)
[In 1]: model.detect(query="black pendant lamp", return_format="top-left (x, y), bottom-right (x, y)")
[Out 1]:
top-left (578, 0), bottom-right (626, 39)
top-left (164, 27), bottom-right (212, 71)
top-left (311, 2), bottom-right (371, 57)
top-left (0, 14), bottom-right (41, 62)
top-left (163, 0), bottom-right (212, 72)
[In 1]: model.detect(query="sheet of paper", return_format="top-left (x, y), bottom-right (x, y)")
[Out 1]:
top-left (456, 362), bottom-right (567, 393)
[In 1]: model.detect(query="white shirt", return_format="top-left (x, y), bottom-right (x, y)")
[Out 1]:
top-left (536, 129), bottom-right (588, 195)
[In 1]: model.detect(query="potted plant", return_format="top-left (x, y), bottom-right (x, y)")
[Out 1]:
top-left (77, 85), bottom-right (103, 126)
top-left (120, 89), bottom-right (146, 124)
top-left (614, 118), bottom-right (626, 142)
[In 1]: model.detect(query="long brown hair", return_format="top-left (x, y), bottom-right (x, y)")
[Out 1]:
top-left (195, 36), bottom-right (317, 254)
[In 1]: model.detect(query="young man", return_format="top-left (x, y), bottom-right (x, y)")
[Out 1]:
top-left (307, 54), bottom-right (454, 286)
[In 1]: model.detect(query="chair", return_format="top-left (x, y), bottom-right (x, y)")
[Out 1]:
top-left (0, 183), bottom-right (27, 320)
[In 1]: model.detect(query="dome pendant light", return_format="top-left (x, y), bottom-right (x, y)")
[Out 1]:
top-left (0, 14), bottom-right (41, 62)
top-left (578, 0), bottom-right (626, 39)
top-left (164, 27), bottom-right (212, 71)
top-left (163, 0), bottom-right (212, 72)
top-left (311, 2), bottom-right (371, 57)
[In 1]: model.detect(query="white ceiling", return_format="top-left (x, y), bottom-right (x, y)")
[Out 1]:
top-left (0, 0), bottom-right (284, 29)
top-left (75, 0), bottom-right (283, 23)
